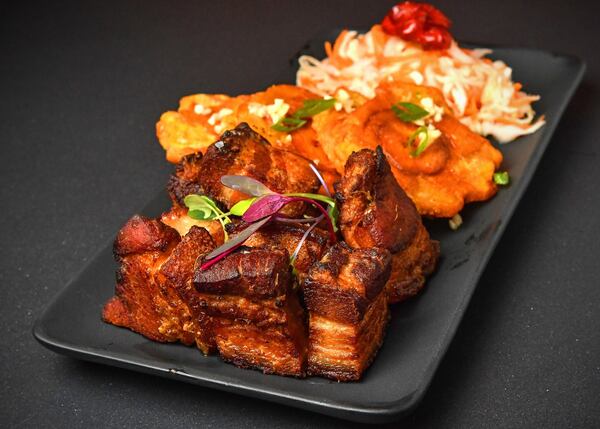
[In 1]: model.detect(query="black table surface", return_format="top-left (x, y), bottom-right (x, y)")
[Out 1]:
top-left (2, 1), bottom-right (599, 427)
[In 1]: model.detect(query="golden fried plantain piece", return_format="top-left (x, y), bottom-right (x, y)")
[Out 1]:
top-left (157, 85), bottom-right (336, 168)
top-left (312, 81), bottom-right (503, 218)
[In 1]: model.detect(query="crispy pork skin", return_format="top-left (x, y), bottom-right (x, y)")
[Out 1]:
top-left (189, 123), bottom-right (320, 211)
top-left (157, 226), bottom-right (216, 353)
top-left (335, 147), bottom-right (439, 303)
top-left (102, 216), bottom-right (216, 350)
top-left (167, 152), bottom-right (204, 207)
top-left (388, 223), bottom-right (440, 302)
top-left (103, 215), bottom-right (182, 342)
top-left (303, 242), bottom-right (391, 381)
top-left (193, 247), bottom-right (308, 376)
top-left (167, 123), bottom-right (320, 212)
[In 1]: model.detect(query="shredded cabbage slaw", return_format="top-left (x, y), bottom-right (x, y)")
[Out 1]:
top-left (296, 25), bottom-right (544, 143)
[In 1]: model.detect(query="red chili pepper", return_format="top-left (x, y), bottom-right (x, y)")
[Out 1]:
top-left (381, 1), bottom-right (453, 50)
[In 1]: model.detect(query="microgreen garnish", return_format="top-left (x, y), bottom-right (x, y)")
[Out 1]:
top-left (392, 102), bottom-right (429, 122)
top-left (221, 175), bottom-right (274, 197)
top-left (271, 98), bottom-right (336, 132)
top-left (493, 171), bottom-right (510, 186)
top-left (309, 163), bottom-right (331, 197)
top-left (196, 164), bottom-right (339, 273)
top-left (274, 216), bottom-right (321, 224)
top-left (199, 216), bottom-right (271, 271)
top-left (290, 214), bottom-right (324, 276)
top-left (407, 126), bottom-right (430, 157)
top-left (230, 197), bottom-right (257, 216)
top-left (242, 194), bottom-right (291, 223)
top-left (184, 195), bottom-right (231, 240)
top-left (327, 203), bottom-right (340, 232)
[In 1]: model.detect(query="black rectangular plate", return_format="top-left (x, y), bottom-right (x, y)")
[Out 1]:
top-left (33, 33), bottom-right (584, 423)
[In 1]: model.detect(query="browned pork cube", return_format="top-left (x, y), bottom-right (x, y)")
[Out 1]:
top-left (235, 221), bottom-right (330, 279)
top-left (103, 216), bottom-right (215, 350)
top-left (166, 123), bottom-right (320, 217)
top-left (193, 247), bottom-right (308, 376)
top-left (335, 146), bottom-right (439, 303)
top-left (158, 226), bottom-right (216, 353)
top-left (303, 242), bottom-right (392, 381)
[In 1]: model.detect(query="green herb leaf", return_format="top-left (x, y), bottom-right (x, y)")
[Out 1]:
top-left (392, 102), bottom-right (429, 122)
top-left (493, 171), bottom-right (510, 186)
top-left (271, 116), bottom-right (307, 132)
top-left (284, 192), bottom-right (335, 207)
top-left (407, 126), bottom-right (430, 157)
top-left (271, 98), bottom-right (336, 132)
top-left (292, 98), bottom-right (337, 119)
top-left (230, 197), bottom-right (257, 216)
top-left (327, 203), bottom-right (339, 233)
top-left (184, 194), bottom-right (231, 240)
top-left (187, 209), bottom-right (212, 220)
top-left (184, 195), bottom-right (221, 220)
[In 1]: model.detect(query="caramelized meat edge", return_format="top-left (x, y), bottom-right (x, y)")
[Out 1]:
top-left (168, 123), bottom-right (320, 214)
top-left (335, 147), bottom-right (439, 303)
top-left (192, 247), bottom-right (308, 376)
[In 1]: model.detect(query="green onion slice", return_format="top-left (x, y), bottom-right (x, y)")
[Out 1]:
top-left (493, 171), bottom-right (510, 186)
top-left (392, 102), bottom-right (429, 122)
top-left (292, 98), bottom-right (337, 119)
top-left (408, 126), bottom-right (430, 157)
top-left (271, 98), bottom-right (336, 132)
top-left (271, 116), bottom-right (307, 132)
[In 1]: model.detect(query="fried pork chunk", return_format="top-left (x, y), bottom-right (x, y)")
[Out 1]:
top-left (303, 242), bottom-right (391, 381)
top-left (167, 152), bottom-right (203, 207)
top-left (102, 216), bottom-right (215, 350)
top-left (167, 123), bottom-right (320, 214)
top-left (193, 248), bottom-right (308, 376)
top-left (335, 147), bottom-right (439, 303)
top-left (158, 226), bottom-right (217, 353)
top-left (234, 221), bottom-right (330, 278)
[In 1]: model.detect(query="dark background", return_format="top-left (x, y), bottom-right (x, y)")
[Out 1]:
top-left (1, 1), bottom-right (599, 427)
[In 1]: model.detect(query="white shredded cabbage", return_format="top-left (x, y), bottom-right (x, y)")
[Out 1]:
top-left (296, 29), bottom-right (544, 143)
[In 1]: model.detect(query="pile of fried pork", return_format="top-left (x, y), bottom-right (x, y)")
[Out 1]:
top-left (103, 123), bottom-right (439, 381)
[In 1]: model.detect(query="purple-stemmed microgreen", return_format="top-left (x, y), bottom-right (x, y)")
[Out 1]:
top-left (220, 175), bottom-right (274, 197)
top-left (241, 194), bottom-right (336, 242)
top-left (199, 216), bottom-right (271, 271)
top-left (290, 214), bottom-right (324, 275)
top-left (193, 164), bottom-right (339, 273)
top-left (273, 216), bottom-right (321, 224)
top-left (242, 194), bottom-right (292, 223)
top-left (283, 192), bottom-right (338, 232)
top-left (308, 163), bottom-right (331, 197)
